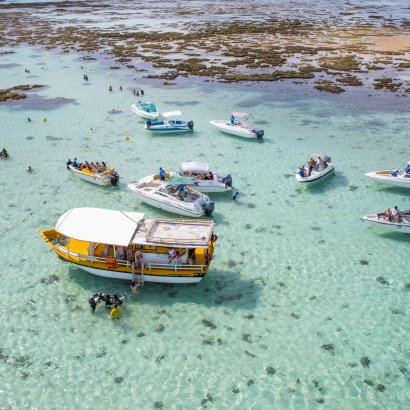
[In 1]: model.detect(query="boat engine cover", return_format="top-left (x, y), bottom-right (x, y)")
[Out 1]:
top-left (204, 200), bottom-right (215, 216)
top-left (222, 174), bottom-right (232, 187)
top-left (256, 129), bottom-right (264, 138)
top-left (110, 172), bottom-right (120, 186)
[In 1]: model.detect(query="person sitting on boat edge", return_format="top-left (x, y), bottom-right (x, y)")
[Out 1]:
top-left (146, 119), bottom-right (152, 129)
top-left (159, 167), bottom-right (166, 181)
top-left (230, 114), bottom-right (235, 125)
top-left (72, 158), bottom-right (78, 168)
top-left (66, 159), bottom-right (72, 169)
top-left (390, 169), bottom-right (399, 177)
top-left (383, 208), bottom-right (392, 221)
top-left (298, 165), bottom-right (306, 178)
top-left (391, 206), bottom-right (402, 221)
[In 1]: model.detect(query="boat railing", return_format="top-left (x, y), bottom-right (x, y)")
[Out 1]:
top-left (54, 244), bottom-right (205, 271)
top-left (145, 263), bottom-right (204, 272)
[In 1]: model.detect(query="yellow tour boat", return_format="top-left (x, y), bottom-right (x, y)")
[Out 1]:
top-left (39, 207), bottom-right (217, 284)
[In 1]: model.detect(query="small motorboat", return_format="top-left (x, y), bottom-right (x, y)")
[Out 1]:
top-left (68, 162), bottom-right (119, 186)
top-left (296, 153), bottom-right (334, 183)
top-left (209, 112), bottom-right (264, 139)
top-left (128, 180), bottom-right (215, 217)
top-left (362, 209), bottom-right (410, 233)
top-left (145, 111), bottom-right (194, 133)
top-left (131, 101), bottom-right (159, 120)
top-left (139, 162), bottom-right (232, 193)
top-left (365, 162), bottom-right (410, 188)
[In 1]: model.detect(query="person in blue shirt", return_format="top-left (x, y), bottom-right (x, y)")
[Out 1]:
top-left (177, 183), bottom-right (185, 200)
top-left (230, 114), bottom-right (235, 125)
top-left (298, 165), bottom-right (306, 178)
top-left (405, 164), bottom-right (410, 174)
top-left (72, 158), bottom-right (78, 168)
top-left (159, 167), bottom-right (166, 181)
top-left (390, 169), bottom-right (399, 177)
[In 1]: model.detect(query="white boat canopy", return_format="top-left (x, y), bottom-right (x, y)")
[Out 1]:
top-left (180, 162), bottom-right (209, 172)
top-left (55, 208), bottom-right (145, 246)
top-left (163, 110), bottom-right (182, 118)
top-left (231, 112), bottom-right (250, 117)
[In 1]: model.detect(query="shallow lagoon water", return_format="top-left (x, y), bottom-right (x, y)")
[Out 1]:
top-left (0, 46), bottom-right (410, 408)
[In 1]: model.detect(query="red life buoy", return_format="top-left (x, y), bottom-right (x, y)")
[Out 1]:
top-left (212, 234), bottom-right (218, 242)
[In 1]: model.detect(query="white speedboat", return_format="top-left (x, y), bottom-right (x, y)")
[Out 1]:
top-left (209, 112), bottom-right (264, 139)
top-left (365, 162), bottom-right (410, 188)
top-left (131, 101), bottom-right (159, 120)
top-left (145, 111), bottom-right (194, 133)
top-left (296, 154), bottom-right (334, 183)
top-left (128, 180), bottom-right (214, 217)
top-left (68, 164), bottom-right (119, 186)
top-left (362, 210), bottom-right (410, 233)
top-left (139, 162), bottom-right (232, 193)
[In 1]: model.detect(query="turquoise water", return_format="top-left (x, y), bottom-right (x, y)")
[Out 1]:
top-left (0, 46), bottom-right (410, 408)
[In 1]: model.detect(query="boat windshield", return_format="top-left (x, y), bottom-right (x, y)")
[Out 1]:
top-left (139, 102), bottom-right (157, 113)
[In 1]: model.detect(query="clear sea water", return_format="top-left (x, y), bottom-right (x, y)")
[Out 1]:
top-left (1, 7), bottom-right (410, 408)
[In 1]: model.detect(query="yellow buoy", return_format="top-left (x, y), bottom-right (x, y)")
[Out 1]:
top-left (125, 135), bottom-right (130, 141)
top-left (110, 306), bottom-right (121, 319)
top-left (43, 117), bottom-right (47, 123)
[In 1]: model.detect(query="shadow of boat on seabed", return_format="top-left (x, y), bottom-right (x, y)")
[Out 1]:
top-left (67, 267), bottom-right (261, 310)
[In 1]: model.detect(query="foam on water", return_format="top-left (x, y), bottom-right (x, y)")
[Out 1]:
top-left (0, 46), bottom-right (409, 408)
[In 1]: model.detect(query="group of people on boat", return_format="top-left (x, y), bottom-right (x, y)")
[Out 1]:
top-left (67, 158), bottom-right (109, 173)
top-left (390, 164), bottom-right (410, 177)
top-left (168, 248), bottom-right (194, 265)
top-left (382, 206), bottom-right (404, 223)
top-left (0, 148), bottom-right (9, 159)
top-left (89, 242), bottom-right (195, 266)
top-left (298, 157), bottom-right (328, 178)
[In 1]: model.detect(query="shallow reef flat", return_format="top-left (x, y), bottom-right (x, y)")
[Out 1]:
top-left (0, 0), bottom-right (409, 94)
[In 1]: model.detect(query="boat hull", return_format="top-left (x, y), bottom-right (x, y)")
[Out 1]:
top-left (362, 215), bottom-right (410, 233)
top-left (69, 166), bottom-right (112, 186)
top-left (365, 171), bottom-right (410, 188)
top-left (131, 104), bottom-right (158, 120)
top-left (78, 263), bottom-right (203, 283)
top-left (296, 165), bottom-right (334, 183)
top-left (189, 183), bottom-right (232, 193)
top-left (209, 120), bottom-right (262, 139)
top-left (140, 173), bottom-right (231, 193)
top-left (128, 185), bottom-right (205, 217)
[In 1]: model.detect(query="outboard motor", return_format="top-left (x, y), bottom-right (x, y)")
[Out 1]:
top-left (187, 121), bottom-right (194, 130)
top-left (255, 129), bottom-right (264, 139)
top-left (110, 172), bottom-right (120, 186)
top-left (222, 174), bottom-right (232, 188)
top-left (204, 200), bottom-right (215, 216)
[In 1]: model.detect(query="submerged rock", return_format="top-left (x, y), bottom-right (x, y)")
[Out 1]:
top-left (361, 356), bottom-right (371, 368)
top-left (202, 319), bottom-right (216, 329)
top-left (376, 384), bottom-right (386, 392)
top-left (321, 343), bottom-right (335, 352)
top-left (376, 276), bottom-right (389, 285)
